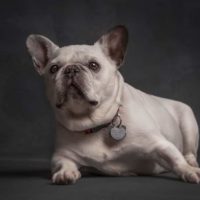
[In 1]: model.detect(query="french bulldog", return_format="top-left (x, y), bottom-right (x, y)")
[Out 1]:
top-left (26, 25), bottom-right (200, 184)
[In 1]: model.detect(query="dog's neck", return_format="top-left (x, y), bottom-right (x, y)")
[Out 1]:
top-left (55, 72), bottom-right (124, 132)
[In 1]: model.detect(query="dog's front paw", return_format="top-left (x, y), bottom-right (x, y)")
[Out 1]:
top-left (52, 168), bottom-right (81, 184)
top-left (179, 166), bottom-right (200, 184)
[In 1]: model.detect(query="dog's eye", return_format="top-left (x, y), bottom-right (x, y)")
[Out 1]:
top-left (50, 65), bottom-right (59, 74)
top-left (88, 61), bottom-right (100, 71)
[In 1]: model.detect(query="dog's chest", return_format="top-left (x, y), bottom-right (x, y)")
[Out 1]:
top-left (65, 130), bottom-right (150, 175)
top-left (69, 131), bottom-right (118, 164)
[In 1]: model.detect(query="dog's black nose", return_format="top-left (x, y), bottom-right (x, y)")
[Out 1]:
top-left (64, 65), bottom-right (80, 78)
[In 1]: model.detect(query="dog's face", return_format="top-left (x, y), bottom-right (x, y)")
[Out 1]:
top-left (26, 26), bottom-right (128, 116)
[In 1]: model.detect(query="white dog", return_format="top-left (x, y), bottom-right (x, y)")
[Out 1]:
top-left (26, 25), bottom-right (199, 184)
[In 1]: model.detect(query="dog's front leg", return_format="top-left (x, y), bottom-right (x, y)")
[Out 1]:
top-left (51, 155), bottom-right (81, 184)
top-left (153, 140), bottom-right (200, 183)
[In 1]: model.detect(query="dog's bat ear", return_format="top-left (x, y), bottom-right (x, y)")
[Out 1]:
top-left (95, 25), bottom-right (128, 67)
top-left (26, 35), bottom-right (59, 75)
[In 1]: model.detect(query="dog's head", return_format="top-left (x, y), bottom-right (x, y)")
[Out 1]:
top-left (26, 26), bottom-right (128, 116)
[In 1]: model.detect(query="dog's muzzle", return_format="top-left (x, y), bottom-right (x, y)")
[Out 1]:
top-left (56, 64), bottom-right (99, 108)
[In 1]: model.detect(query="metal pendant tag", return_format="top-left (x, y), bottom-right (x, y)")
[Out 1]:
top-left (110, 125), bottom-right (126, 141)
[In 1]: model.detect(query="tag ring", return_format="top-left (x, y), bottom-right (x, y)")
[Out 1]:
top-left (111, 114), bottom-right (122, 127)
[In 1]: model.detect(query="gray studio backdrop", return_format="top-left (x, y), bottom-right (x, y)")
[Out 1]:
top-left (0, 0), bottom-right (200, 162)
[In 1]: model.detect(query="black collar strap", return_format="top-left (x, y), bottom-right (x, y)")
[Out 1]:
top-left (83, 106), bottom-right (121, 134)
top-left (84, 122), bottom-right (111, 134)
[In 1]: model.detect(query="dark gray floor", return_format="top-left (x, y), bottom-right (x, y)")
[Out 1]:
top-left (1, 160), bottom-right (200, 200)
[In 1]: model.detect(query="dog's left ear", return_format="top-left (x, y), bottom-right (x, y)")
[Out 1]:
top-left (95, 25), bottom-right (128, 67)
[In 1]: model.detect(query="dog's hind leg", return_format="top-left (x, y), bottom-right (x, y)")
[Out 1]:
top-left (179, 104), bottom-right (199, 167)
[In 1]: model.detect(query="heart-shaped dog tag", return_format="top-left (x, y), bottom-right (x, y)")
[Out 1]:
top-left (110, 125), bottom-right (126, 141)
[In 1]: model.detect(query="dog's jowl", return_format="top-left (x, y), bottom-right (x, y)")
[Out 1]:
top-left (26, 25), bottom-right (199, 184)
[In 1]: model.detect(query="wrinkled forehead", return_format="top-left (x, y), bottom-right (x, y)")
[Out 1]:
top-left (52, 44), bottom-right (105, 64)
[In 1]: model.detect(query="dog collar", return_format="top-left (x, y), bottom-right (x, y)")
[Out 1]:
top-left (83, 122), bottom-right (111, 134)
top-left (82, 105), bottom-right (121, 134)
top-left (83, 105), bottom-right (126, 140)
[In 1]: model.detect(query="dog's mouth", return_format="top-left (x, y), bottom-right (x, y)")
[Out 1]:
top-left (71, 82), bottom-right (85, 98)
top-left (71, 83), bottom-right (99, 106)
top-left (56, 81), bottom-right (98, 109)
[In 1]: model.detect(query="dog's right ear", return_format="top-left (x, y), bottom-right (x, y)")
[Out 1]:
top-left (26, 35), bottom-right (59, 75)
